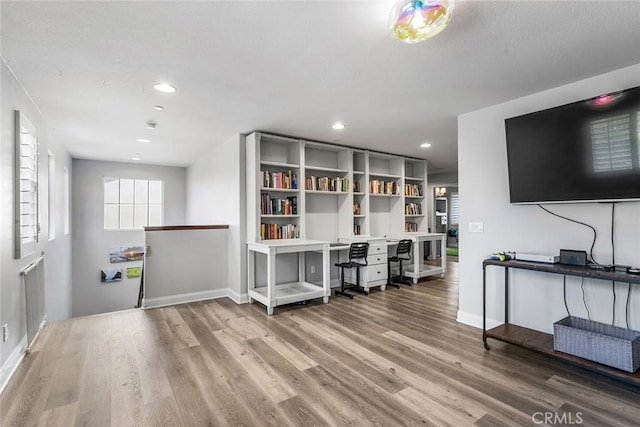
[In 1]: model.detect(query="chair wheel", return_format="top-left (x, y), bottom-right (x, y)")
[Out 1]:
top-left (364, 290), bottom-right (369, 296)
top-left (349, 295), bottom-right (354, 299)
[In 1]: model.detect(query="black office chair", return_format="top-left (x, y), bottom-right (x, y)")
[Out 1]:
top-left (334, 242), bottom-right (369, 299)
top-left (388, 239), bottom-right (412, 287)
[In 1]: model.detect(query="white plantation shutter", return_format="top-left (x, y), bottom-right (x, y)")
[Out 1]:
top-left (590, 114), bottom-right (632, 172)
top-left (450, 193), bottom-right (459, 225)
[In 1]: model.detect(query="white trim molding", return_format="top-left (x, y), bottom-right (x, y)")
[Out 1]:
top-left (143, 289), bottom-right (228, 309)
top-left (0, 335), bottom-right (28, 395)
top-left (227, 289), bottom-right (249, 304)
top-left (456, 310), bottom-right (503, 330)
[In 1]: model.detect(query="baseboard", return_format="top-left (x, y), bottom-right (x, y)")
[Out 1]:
top-left (227, 289), bottom-right (249, 304)
top-left (143, 289), bottom-right (228, 309)
top-left (456, 310), bottom-right (503, 330)
top-left (0, 335), bottom-right (28, 395)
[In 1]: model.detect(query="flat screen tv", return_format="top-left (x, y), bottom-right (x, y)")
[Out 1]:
top-left (505, 84), bottom-right (640, 204)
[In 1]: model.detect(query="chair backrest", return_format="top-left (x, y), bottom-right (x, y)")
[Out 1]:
top-left (396, 239), bottom-right (412, 260)
top-left (349, 242), bottom-right (369, 264)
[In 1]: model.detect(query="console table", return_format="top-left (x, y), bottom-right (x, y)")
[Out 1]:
top-left (247, 240), bottom-right (330, 315)
top-left (483, 259), bottom-right (640, 386)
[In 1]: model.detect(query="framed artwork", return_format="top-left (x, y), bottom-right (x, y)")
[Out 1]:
top-left (101, 269), bottom-right (123, 283)
top-left (126, 267), bottom-right (142, 278)
top-left (109, 246), bottom-right (145, 263)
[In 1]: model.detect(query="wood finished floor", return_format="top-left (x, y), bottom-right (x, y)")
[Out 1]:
top-left (2, 262), bottom-right (640, 426)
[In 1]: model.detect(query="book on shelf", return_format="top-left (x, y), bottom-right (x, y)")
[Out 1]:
top-left (370, 180), bottom-right (399, 195)
top-left (405, 203), bottom-right (422, 215)
top-left (353, 181), bottom-right (361, 192)
top-left (305, 176), bottom-right (349, 192)
top-left (353, 202), bottom-right (361, 215)
top-left (260, 223), bottom-right (299, 240)
top-left (405, 183), bottom-right (423, 197)
top-left (262, 170), bottom-right (297, 189)
top-left (354, 224), bottom-right (361, 235)
top-left (405, 222), bottom-right (418, 232)
top-left (261, 194), bottom-right (297, 215)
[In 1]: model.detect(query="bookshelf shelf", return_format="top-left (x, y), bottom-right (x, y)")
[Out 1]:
top-left (261, 160), bottom-right (299, 169)
top-left (305, 165), bottom-right (348, 174)
top-left (248, 132), bottom-right (429, 243)
top-left (369, 172), bottom-right (401, 179)
top-left (370, 193), bottom-right (401, 197)
top-left (261, 187), bottom-right (299, 193)
top-left (305, 190), bottom-right (349, 195)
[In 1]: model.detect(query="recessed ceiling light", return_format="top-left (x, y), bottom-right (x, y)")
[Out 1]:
top-left (332, 122), bottom-right (345, 130)
top-left (146, 121), bottom-right (157, 130)
top-left (132, 153), bottom-right (142, 161)
top-left (420, 143), bottom-right (432, 148)
top-left (154, 105), bottom-right (165, 111)
top-left (136, 138), bottom-right (150, 143)
top-left (153, 83), bottom-right (176, 93)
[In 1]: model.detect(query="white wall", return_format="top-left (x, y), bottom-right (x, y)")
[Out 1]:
top-left (1, 61), bottom-right (72, 387)
top-left (71, 159), bottom-right (186, 317)
top-left (186, 134), bottom-right (247, 302)
top-left (458, 63), bottom-right (640, 333)
top-left (144, 228), bottom-right (229, 307)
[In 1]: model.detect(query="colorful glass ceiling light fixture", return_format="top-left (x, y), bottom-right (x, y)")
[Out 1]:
top-left (389, 0), bottom-right (455, 44)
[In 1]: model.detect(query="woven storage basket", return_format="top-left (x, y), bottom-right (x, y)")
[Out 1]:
top-left (553, 316), bottom-right (640, 373)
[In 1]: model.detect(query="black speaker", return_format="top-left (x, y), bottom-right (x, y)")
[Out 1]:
top-left (559, 249), bottom-right (587, 266)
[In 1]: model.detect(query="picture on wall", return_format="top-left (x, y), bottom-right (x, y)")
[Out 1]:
top-left (101, 269), bottom-right (123, 283)
top-left (109, 246), bottom-right (145, 263)
top-left (126, 266), bottom-right (142, 278)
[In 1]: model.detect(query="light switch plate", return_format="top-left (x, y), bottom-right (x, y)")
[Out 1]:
top-left (469, 222), bottom-right (484, 233)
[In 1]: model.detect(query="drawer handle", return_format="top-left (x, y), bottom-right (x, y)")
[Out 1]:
top-left (376, 248), bottom-right (381, 251)
top-left (377, 258), bottom-right (381, 261)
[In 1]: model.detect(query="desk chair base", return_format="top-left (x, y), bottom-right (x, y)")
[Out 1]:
top-left (388, 259), bottom-right (412, 286)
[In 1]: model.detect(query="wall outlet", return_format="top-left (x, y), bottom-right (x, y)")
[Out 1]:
top-left (3, 324), bottom-right (8, 342)
top-left (310, 265), bottom-right (316, 274)
top-left (469, 222), bottom-right (484, 233)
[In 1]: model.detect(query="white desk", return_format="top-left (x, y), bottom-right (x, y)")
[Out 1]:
top-left (247, 240), bottom-right (330, 315)
top-left (386, 232), bottom-right (447, 284)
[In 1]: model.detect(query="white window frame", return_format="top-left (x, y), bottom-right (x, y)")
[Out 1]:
top-left (63, 167), bottom-right (70, 235)
top-left (103, 177), bottom-right (164, 230)
top-left (48, 151), bottom-right (56, 241)
top-left (450, 193), bottom-right (459, 225)
top-left (14, 110), bottom-right (39, 258)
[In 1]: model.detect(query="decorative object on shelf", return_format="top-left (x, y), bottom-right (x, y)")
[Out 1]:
top-left (389, 0), bottom-right (455, 44)
top-left (435, 187), bottom-right (447, 197)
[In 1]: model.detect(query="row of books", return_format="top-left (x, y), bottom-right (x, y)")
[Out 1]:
top-left (405, 184), bottom-right (423, 197)
top-left (260, 223), bottom-right (299, 240)
top-left (405, 203), bottom-right (423, 215)
top-left (262, 170), bottom-right (297, 189)
top-left (305, 176), bottom-right (349, 192)
top-left (353, 202), bottom-right (361, 215)
top-left (261, 195), bottom-right (297, 215)
top-left (405, 222), bottom-right (419, 232)
top-left (370, 180), bottom-right (399, 195)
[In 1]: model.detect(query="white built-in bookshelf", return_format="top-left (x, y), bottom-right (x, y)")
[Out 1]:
top-left (246, 132), bottom-right (428, 242)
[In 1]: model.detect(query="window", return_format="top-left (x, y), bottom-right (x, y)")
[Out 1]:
top-left (15, 111), bottom-right (39, 258)
top-left (48, 152), bottom-right (56, 240)
top-left (591, 113), bottom-right (632, 172)
top-left (104, 178), bottom-right (163, 230)
top-left (63, 167), bottom-right (69, 235)
top-left (450, 193), bottom-right (459, 225)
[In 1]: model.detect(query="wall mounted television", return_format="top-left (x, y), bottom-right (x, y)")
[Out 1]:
top-left (505, 84), bottom-right (640, 204)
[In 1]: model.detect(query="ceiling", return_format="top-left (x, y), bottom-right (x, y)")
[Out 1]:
top-left (3, 1), bottom-right (640, 174)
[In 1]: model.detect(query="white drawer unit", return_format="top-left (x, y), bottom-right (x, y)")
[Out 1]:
top-left (338, 236), bottom-right (389, 294)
